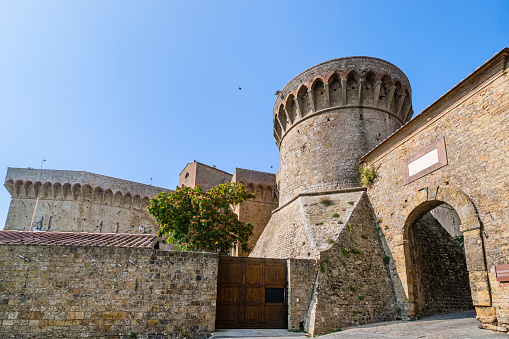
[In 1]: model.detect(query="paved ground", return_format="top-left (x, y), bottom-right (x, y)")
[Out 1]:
top-left (211, 311), bottom-right (508, 338)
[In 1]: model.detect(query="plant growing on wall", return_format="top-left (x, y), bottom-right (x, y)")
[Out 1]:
top-left (147, 182), bottom-right (255, 255)
top-left (357, 163), bottom-right (378, 186)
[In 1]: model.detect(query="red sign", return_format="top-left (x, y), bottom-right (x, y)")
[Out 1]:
top-left (495, 264), bottom-right (509, 282)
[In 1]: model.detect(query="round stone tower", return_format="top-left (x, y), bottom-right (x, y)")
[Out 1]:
top-left (274, 57), bottom-right (413, 204)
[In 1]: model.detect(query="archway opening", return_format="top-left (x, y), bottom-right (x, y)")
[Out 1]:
top-left (407, 201), bottom-right (474, 318)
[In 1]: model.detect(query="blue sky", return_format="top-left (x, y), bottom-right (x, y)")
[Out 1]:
top-left (1, 1), bottom-right (508, 227)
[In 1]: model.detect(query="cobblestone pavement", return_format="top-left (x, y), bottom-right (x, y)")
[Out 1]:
top-left (211, 311), bottom-right (508, 338)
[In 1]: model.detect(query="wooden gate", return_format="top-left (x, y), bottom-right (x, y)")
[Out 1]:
top-left (215, 256), bottom-right (287, 329)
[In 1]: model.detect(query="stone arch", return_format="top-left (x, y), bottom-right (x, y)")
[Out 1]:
top-left (391, 81), bottom-right (404, 113)
top-left (63, 183), bottom-right (72, 200)
top-left (246, 183), bottom-right (254, 194)
top-left (263, 186), bottom-right (273, 201)
top-left (277, 104), bottom-right (287, 132)
top-left (401, 89), bottom-right (412, 122)
top-left (285, 95), bottom-right (296, 124)
top-left (123, 193), bottom-right (132, 209)
top-left (93, 187), bottom-right (103, 204)
top-left (114, 191), bottom-right (123, 207)
top-left (312, 78), bottom-right (327, 111)
top-left (141, 196), bottom-right (150, 209)
top-left (72, 183), bottom-right (82, 201)
top-left (395, 186), bottom-right (490, 319)
top-left (297, 84), bottom-right (311, 117)
top-left (363, 71), bottom-right (376, 106)
top-left (345, 70), bottom-right (359, 105)
top-left (132, 195), bottom-right (141, 210)
top-left (5, 180), bottom-right (15, 197)
top-left (254, 185), bottom-right (263, 200)
top-left (15, 180), bottom-right (24, 198)
top-left (53, 182), bottom-right (63, 200)
top-left (328, 72), bottom-right (342, 107)
top-left (33, 182), bottom-right (42, 198)
top-left (103, 189), bottom-right (113, 206)
top-left (378, 75), bottom-right (393, 108)
top-left (274, 119), bottom-right (282, 143)
top-left (44, 182), bottom-right (54, 199)
top-left (82, 185), bottom-right (93, 202)
top-left (24, 181), bottom-right (35, 199)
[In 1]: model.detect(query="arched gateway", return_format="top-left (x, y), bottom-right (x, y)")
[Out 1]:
top-left (395, 186), bottom-right (491, 318)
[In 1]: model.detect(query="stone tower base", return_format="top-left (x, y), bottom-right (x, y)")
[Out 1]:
top-left (252, 190), bottom-right (398, 335)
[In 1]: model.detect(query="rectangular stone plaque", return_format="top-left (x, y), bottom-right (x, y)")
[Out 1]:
top-left (402, 137), bottom-right (448, 185)
top-left (495, 264), bottom-right (509, 282)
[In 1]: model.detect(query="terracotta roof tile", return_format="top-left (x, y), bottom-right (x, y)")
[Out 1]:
top-left (0, 230), bottom-right (159, 249)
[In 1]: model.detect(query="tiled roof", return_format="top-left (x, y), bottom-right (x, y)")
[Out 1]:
top-left (0, 230), bottom-right (159, 249)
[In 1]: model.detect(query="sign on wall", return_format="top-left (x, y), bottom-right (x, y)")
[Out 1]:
top-left (494, 264), bottom-right (509, 282)
top-left (402, 137), bottom-right (448, 185)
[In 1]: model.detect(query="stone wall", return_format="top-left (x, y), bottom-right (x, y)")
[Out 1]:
top-left (4, 168), bottom-right (171, 234)
top-left (252, 189), bottom-right (365, 259)
top-left (287, 259), bottom-right (318, 331)
top-left (361, 48), bottom-right (509, 328)
top-left (179, 161), bottom-right (232, 192)
top-left (409, 213), bottom-right (473, 317)
top-left (307, 193), bottom-right (397, 335)
top-left (253, 192), bottom-right (397, 336)
top-left (0, 244), bottom-right (218, 338)
top-left (231, 168), bottom-right (277, 255)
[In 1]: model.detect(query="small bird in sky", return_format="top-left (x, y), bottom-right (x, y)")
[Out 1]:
top-left (238, 87), bottom-right (242, 90)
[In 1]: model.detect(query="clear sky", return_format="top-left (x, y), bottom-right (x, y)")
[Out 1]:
top-left (0, 1), bottom-right (508, 228)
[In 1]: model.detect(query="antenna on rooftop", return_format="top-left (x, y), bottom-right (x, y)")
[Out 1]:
top-left (41, 159), bottom-right (46, 169)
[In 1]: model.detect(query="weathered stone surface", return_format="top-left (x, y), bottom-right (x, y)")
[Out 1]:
top-left (4, 168), bottom-right (172, 234)
top-left (362, 49), bottom-right (509, 324)
top-left (0, 244), bottom-right (218, 338)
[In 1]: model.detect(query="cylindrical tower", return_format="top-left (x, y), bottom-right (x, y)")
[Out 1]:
top-left (274, 57), bottom-right (413, 204)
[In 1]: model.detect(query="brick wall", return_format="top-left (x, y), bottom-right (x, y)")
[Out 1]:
top-left (0, 245), bottom-right (218, 338)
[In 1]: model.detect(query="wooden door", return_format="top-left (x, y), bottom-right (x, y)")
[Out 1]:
top-left (216, 257), bottom-right (287, 329)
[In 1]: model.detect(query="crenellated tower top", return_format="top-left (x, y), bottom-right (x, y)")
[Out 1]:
top-left (273, 57), bottom-right (413, 147)
top-left (273, 56), bottom-right (413, 205)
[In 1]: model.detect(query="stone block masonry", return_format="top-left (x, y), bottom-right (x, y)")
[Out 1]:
top-left (4, 168), bottom-right (172, 234)
top-left (0, 244), bottom-right (218, 338)
top-left (361, 48), bottom-right (509, 329)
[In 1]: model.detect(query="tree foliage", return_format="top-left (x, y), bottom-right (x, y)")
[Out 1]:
top-left (147, 182), bottom-right (255, 255)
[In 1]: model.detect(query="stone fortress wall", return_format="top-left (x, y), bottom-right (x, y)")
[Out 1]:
top-left (4, 168), bottom-right (172, 234)
top-left (230, 168), bottom-right (277, 255)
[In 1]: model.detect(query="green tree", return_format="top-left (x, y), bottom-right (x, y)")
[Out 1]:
top-left (147, 182), bottom-right (255, 255)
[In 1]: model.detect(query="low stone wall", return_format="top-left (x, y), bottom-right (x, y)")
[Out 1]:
top-left (0, 244), bottom-right (218, 338)
top-left (287, 259), bottom-right (318, 331)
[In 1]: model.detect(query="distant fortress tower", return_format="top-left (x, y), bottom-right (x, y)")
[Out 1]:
top-left (253, 57), bottom-right (413, 258)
